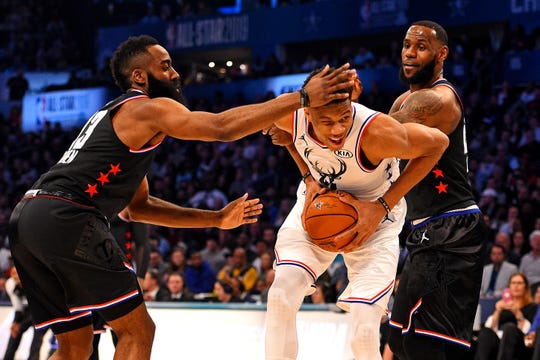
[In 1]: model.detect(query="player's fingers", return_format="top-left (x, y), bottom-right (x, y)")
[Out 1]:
top-left (245, 207), bottom-right (262, 216)
top-left (333, 76), bottom-right (356, 91)
top-left (242, 217), bottom-right (258, 224)
top-left (233, 193), bottom-right (249, 204)
top-left (246, 202), bottom-right (263, 210)
top-left (337, 194), bottom-right (354, 205)
top-left (341, 234), bottom-right (365, 253)
top-left (325, 63), bottom-right (350, 80)
top-left (334, 228), bottom-right (355, 243)
top-left (311, 64), bottom-right (330, 79)
top-left (245, 197), bottom-right (261, 206)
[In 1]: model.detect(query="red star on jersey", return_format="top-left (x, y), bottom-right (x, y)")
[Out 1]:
top-left (435, 181), bottom-right (448, 194)
top-left (97, 172), bottom-right (110, 186)
top-left (109, 163), bottom-right (122, 176)
top-left (432, 169), bottom-right (444, 178)
top-left (85, 184), bottom-right (99, 197)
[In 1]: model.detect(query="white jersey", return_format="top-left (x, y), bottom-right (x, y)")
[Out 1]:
top-left (274, 102), bottom-right (406, 311)
top-left (292, 102), bottom-right (400, 201)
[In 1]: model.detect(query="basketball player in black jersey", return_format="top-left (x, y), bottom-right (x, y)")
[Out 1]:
top-left (8, 35), bottom-right (355, 359)
top-left (386, 21), bottom-right (488, 359)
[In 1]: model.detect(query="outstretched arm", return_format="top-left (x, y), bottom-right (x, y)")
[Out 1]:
top-left (124, 178), bottom-right (263, 229)
top-left (116, 64), bottom-right (356, 150)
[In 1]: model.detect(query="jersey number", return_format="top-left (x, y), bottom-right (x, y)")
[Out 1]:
top-left (58, 110), bottom-right (107, 164)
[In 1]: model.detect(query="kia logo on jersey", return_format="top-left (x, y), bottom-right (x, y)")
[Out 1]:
top-left (334, 149), bottom-right (353, 158)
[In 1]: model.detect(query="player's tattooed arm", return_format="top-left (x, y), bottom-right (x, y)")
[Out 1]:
top-left (389, 87), bottom-right (460, 134)
top-left (390, 89), bottom-right (443, 125)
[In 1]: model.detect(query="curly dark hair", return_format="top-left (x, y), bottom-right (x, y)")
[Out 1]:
top-left (110, 35), bottom-right (159, 92)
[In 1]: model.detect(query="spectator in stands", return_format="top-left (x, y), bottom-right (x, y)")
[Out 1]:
top-left (520, 81), bottom-right (537, 105)
top-left (475, 272), bottom-right (537, 360)
top-left (6, 69), bottom-right (29, 101)
top-left (200, 236), bottom-right (227, 275)
top-left (480, 244), bottom-right (518, 298)
top-left (510, 230), bottom-right (529, 266)
top-left (217, 247), bottom-right (258, 293)
top-left (495, 231), bottom-right (521, 266)
top-left (164, 246), bottom-right (187, 277)
top-left (139, 2), bottom-right (161, 24)
top-left (213, 280), bottom-right (242, 303)
top-left (148, 249), bottom-right (169, 276)
top-left (184, 251), bottom-right (216, 295)
top-left (148, 231), bottom-right (172, 260)
top-left (142, 269), bottom-right (168, 302)
top-left (261, 227), bottom-right (277, 247)
top-left (447, 50), bottom-right (468, 90)
top-left (519, 230), bottom-right (540, 296)
top-left (499, 206), bottom-right (520, 236)
top-left (352, 45), bottom-right (375, 68)
top-left (230, 276), bottom-right (256, 303)
top-left (300, 54), bottom-right (321, 72)
top-left (251, 239), bottom-right (270, 274)
top-left (228, 167), bottom-right (252, 199)
top-left (159, 272), bottom-right (193, 301)
top-left (188, 177), bottom-right (228, 210)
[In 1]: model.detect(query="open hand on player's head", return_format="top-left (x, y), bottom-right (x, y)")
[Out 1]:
top-left (303, 63), bottom-right (356, 108)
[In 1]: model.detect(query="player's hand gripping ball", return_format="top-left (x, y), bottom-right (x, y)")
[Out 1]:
top-left (304, 190), bottom-right (358, 252)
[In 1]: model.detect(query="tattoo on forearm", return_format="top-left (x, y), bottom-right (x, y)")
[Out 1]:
top-left (398, 91), bottom-right (443, 124)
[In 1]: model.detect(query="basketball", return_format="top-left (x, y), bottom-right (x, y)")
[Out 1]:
top-left (304, 190), bottom-right (358, 252)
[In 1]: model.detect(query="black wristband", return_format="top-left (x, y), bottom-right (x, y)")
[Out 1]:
top-left (377, 197), bottom-right (391, 214)
top-left (302, 172), bottom-right (312, 182)
top-left (377, 197), bottom-right (396, 222)
top-left (299, 88), bottom-right (310, 108)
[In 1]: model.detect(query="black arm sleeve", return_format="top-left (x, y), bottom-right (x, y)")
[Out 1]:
top-left (130, 221), bottom-right (150, 279)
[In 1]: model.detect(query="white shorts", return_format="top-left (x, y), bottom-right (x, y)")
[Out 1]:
top-left (275, 182), bottom-right (406, 311)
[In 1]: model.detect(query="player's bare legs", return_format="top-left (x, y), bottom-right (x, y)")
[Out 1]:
top-left (50, 325), bottom-right (94, 359)
top-left (107, 303), bottom-right (155, 360)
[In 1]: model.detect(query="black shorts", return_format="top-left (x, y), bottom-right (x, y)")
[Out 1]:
top-left (389, 210), bottom-right (488, 348)
top-left (8, 196), bottom-right (143, 334)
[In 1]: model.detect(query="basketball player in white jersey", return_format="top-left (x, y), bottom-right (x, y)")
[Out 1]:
top-left (264, 68), bottom-right (449, 360)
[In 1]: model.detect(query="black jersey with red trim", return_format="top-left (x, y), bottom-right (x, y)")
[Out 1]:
top-left (401, 79), bottom-right (476, 220)
top-left (31, 90), bottom-right (159, 219)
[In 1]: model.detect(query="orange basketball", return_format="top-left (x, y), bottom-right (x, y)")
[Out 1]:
top-left (304, 190), bottom-right (358, 252)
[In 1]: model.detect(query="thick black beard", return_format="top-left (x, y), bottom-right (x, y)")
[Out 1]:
top-left (399, 57), bottom-right (437, 85)
top-left (147, 72), bottom-right (186, 105)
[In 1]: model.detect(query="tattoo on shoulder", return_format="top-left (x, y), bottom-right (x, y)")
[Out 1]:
top-left (400, 91), bottom-right (443, 124)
